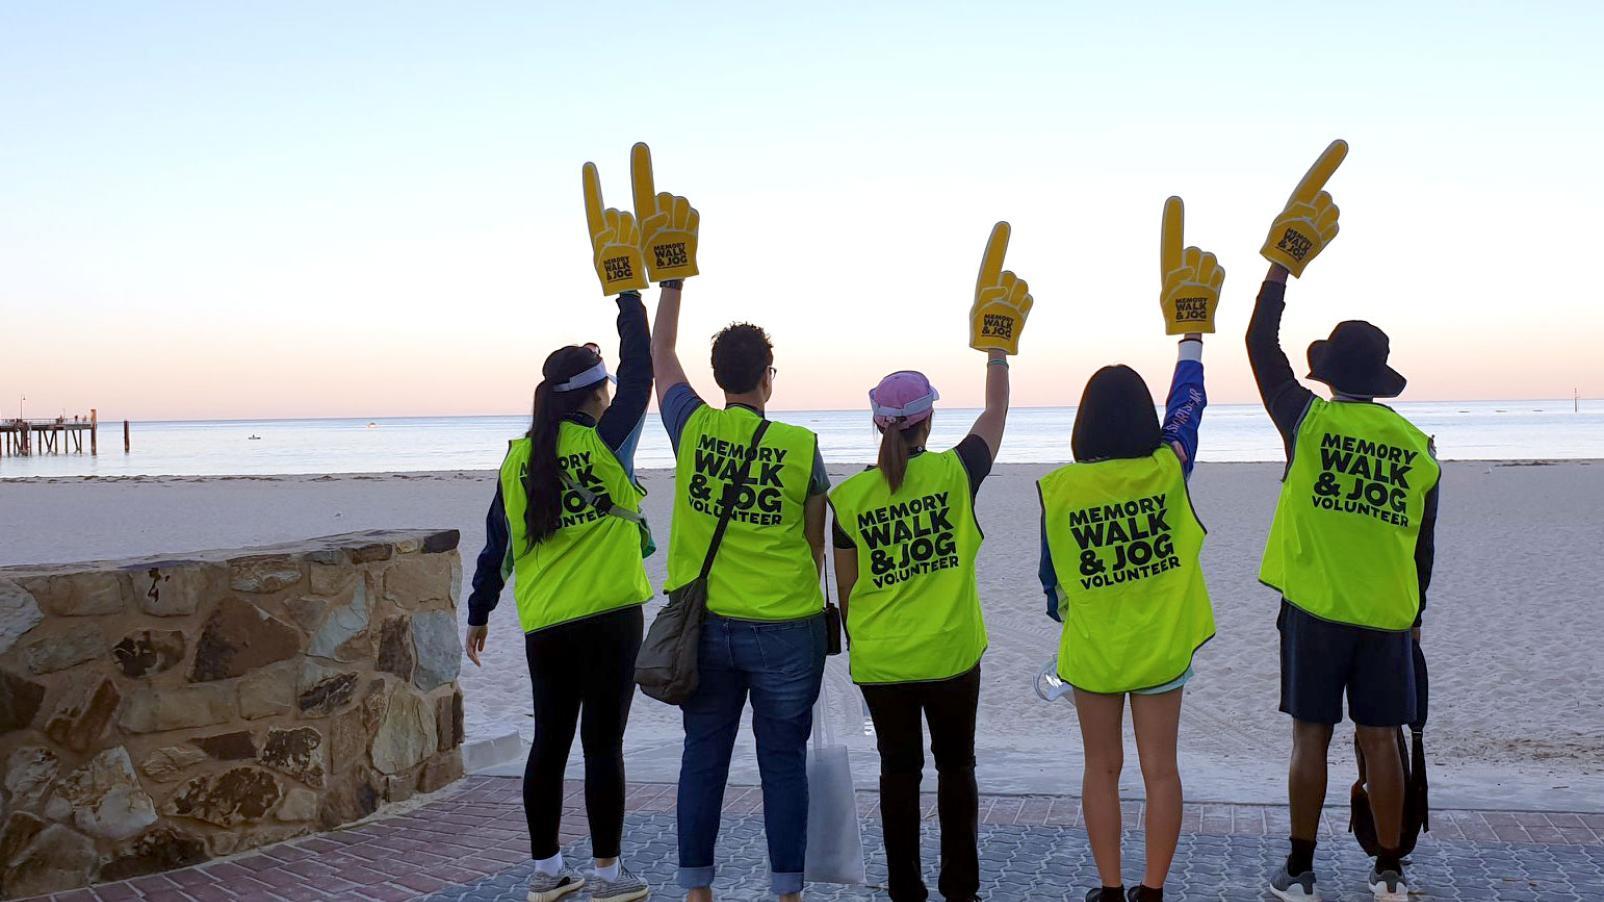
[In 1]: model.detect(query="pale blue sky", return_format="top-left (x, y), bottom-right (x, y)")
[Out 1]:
top-left (3, 1), bottom-right (1601, 420)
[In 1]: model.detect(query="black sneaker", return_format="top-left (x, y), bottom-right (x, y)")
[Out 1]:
top-left (1368, 866), bottom-right (1408, 901)
top-left (1268, 864), bottom-right (1320, 901)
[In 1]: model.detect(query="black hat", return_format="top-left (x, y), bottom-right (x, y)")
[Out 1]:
top-left (1306, 321), bottom-right (1407, 399)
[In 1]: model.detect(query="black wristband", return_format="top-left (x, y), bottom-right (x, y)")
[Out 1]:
top-left (661, 279), bottom-right (684, 290)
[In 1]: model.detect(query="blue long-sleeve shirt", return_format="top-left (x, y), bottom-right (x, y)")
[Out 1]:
top-left (466, 292), bottom-right (652, 627)
top-left (1040, 341), bottom-right (1207, 621)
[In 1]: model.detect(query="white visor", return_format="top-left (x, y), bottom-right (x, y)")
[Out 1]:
top-left (553, 361), bottom-right (615, 393)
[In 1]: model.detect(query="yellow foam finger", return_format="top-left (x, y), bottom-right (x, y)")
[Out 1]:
top-left (1289, 139), bottom-right (1349, 205)
top-left (1183, 246), bottom-right (1202, 272)
top-left (1162, 196), bottom-right (1184, 281)
top-left (582, 162), bottom-right (605, 239)
top-left (630, 142), bottom-right (657, 222)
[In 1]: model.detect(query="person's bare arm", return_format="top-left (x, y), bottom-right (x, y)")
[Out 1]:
top-left (805, 494), bottom-right (827, 576)
top-left (966, 348), bottom-right (1011, 456)
top-left (651, 282), bottom-right (689, 408)
top-left (833, 547), bottom-right (859, 624)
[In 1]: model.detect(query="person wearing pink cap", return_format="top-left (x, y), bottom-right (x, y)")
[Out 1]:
top-left (826, 347), bottom-right (1011, 902)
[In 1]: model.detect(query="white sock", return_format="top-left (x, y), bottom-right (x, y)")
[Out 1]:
top-left (594, 860), bottom-right (620, 880)
top-left (534, 852), bottom-right (563, 876)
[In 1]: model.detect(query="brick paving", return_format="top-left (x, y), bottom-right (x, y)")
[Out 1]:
top-left (27, 776), bottom-right (1604, 901)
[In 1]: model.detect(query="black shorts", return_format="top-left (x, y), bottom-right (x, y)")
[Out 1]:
top-left (1278, 601), bottom-right (1416, 727)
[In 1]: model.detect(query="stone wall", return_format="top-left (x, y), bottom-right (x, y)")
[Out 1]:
top-left (0, 529), bottom-right (466, 899)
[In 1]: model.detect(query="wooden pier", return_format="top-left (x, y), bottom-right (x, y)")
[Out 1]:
top-left (0, 409), bottom-right (127, 458)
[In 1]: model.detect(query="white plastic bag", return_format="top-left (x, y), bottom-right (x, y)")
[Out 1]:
top-left (803, 672), bottom-right (867, 884)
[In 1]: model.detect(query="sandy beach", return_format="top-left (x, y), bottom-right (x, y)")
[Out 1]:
top-left (4, 461), bottom-right (1602, 812)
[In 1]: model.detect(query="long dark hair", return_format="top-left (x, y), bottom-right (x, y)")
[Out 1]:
top-left (876, 420), bottom-right (930, 492)
top-left (1071, 365), bottom-right (1162, 462)
top-left (524, 346), bottom-right (605, 548)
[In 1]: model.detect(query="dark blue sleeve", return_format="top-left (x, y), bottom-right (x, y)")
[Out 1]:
top-left (660, 382), bottom-right (705, 455)
top-left (596, 292), bottom-right (652, 452)
top-left (1038, 488), bottom-right (1061, 622)
top-left (467, 484), bottom-right (510, 627)
top-left (614, 412), bottom-right (646, 480)
top-left (1162, 355), bottom-right (1207, 479)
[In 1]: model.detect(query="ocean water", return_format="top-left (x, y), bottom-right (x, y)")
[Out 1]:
top-left (2, 400), bottom-right (1600, 479)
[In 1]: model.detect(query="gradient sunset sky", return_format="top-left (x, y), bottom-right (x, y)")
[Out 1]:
top-left (3, 2), bottom-right (1601, 422)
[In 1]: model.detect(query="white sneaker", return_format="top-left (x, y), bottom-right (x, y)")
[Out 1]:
top-left (526, 869), bottom-right (585, 902)
top-left (1368, 867), bottom-right (1408, 901)
top-left (590, 864), bottom-right (651, 902)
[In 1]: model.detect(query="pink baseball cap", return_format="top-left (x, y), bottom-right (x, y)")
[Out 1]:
top-left (869, 371), bottom-right (940, 430)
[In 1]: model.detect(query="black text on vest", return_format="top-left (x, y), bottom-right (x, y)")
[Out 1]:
top-left (689, 434), bottom-right (788, 526)
top-left (856, 492), bottom-right (959, 588)
top-left (1310, 432), bottom-right (1415, 527)
top-left (1067, 494), bottom-right (1180, 589)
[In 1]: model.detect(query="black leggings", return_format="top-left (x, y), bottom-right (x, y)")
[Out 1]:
top-left (524, 605), bottom-right (643, 860)
top-left (860, 664), bottom-right (982, 902)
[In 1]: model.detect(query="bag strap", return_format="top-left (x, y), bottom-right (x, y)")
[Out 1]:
top-left (559, 471), bottom-right (643, 524)
top-left (697, 419), bottom-right (772, 581)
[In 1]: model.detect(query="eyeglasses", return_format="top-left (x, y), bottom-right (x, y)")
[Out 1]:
top-left (767, 366), bottom-right (778, 379)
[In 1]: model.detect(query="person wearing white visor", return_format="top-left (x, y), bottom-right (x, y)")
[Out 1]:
top-left (463, 283), bottom-right (665, 902)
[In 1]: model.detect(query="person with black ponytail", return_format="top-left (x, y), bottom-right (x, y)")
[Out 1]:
top-left (463, 285), bottom-right (662, 902)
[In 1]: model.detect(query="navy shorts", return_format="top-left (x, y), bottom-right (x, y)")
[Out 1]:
top-left (1278, 601), bottom-right (1416, 727)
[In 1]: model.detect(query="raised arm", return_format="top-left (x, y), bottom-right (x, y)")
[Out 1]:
top-left (596, 291), bottom-right (652, 452)
top-left (1162, 333), bottom-right (1207, 477)
top-left (1245, 264), bottom-right (1315, 456)
top-left (651, 280), bottom-right (690, 407)
top-left (967, 348), bottom-right (1010, 457)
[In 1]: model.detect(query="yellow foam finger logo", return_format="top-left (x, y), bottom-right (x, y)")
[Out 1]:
top-left (582, 161), bottom-right (648, 295)
top-left (1159, 196), bottom-right (1225, 334)
top-left (631, 142), bottom-right (699, 282)
top-left (970, 222), bottom-right (1034, 355)
top-left (1260, 139), bottom-right (1347, 277)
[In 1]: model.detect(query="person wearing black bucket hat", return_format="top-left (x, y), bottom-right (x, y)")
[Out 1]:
top-left (1248, 141), bottom-right (1441, 902)
top-left (1305, 320), bottom-right (1408, 399)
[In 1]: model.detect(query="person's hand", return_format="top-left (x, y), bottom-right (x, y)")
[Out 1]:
top-left (969, 222), bottom-right (1034, 355)
top-left (583, 161), bottom-right (649, 295)
top-left (465, 624), bottom-right (488, 667)
top-left (1260, 140), bottom-right (1346, 278)
top-left (1159, 196), bottom-right (1224, 335)
top-left (631, 142), bottom-right (699, 283)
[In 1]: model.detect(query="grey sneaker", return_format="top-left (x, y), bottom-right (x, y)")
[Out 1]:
top-left (589, 865), bottom-right (650, 902)
top-left (1269, 865), bottom-right (1320, 901)
top-left (526, 869), bottom-right (585, 902)
top-left (1368, 867), bottom-right (1408, 901)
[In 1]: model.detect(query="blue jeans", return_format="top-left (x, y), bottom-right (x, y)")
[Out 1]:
top-left (677, 612), bottom-right (827, 895)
